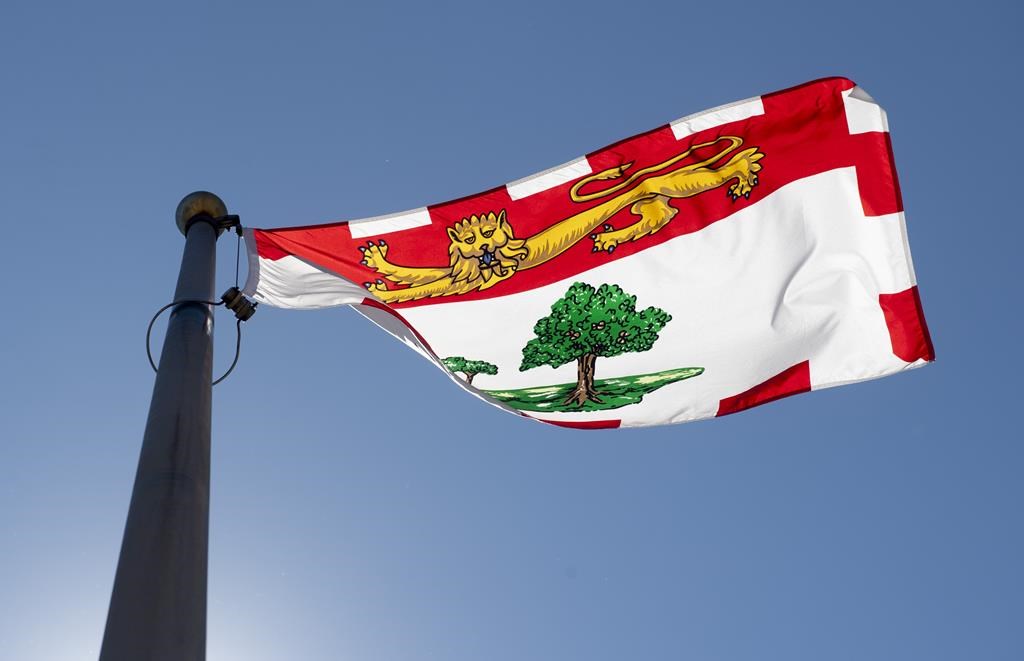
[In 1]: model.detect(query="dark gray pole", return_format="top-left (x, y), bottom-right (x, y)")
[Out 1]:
top-left (99, 192), bottom-right (228, 661)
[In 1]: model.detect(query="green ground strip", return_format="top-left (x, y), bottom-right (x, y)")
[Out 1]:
top-left (483, 366), bottom-right (705, 413)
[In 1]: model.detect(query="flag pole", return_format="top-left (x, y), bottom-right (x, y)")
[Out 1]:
top-left (99, 192), bottom-right (228, 661)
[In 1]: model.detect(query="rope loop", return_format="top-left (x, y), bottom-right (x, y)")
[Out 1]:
top-left (145, 298), bottom-right (247, 386)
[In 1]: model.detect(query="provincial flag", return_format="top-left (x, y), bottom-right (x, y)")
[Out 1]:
top-left (243, 77), bottom-right (934, 429)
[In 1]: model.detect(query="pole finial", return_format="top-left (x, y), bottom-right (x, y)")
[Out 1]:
top-left (175, 191), bottom-right (228, 236)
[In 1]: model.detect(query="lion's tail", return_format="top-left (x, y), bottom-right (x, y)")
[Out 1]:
top-left (728, 147), bottom-right (764, 166)
top-left (570, 136), bottom-right (744, 203)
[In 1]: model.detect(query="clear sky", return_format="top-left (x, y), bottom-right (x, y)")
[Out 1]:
top-left (1, 1), bottom-right (1021, 659)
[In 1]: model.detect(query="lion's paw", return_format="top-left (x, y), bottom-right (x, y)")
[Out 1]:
top-left (358, 240), bottom-right (389, 270)
top-left (727, 150), bottom-right (763, 202)
top-left (590, 221), bottom-right (648, 254)
top-left (590, 223), bottom-right (625, 254)
top-left (363, 279), bottom-right (388, 294)
top-left (727, 176), bottom-right (757, 201)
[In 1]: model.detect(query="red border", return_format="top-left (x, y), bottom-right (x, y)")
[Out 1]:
top-left (878, 286), bottom-right (935, 362)
top-left (716, 361), bottom-right (811, 417)
top-left (252, 75), bottom-right (911, 314)
top-left (538, 418), bottom-right (622, 430)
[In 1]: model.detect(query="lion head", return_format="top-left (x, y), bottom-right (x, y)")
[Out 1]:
top-left (447, 210), bottom-right (528, 285)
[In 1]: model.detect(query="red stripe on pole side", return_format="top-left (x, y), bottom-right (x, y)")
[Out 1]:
top-left (539, 418), bottom-right (622, 429)
top-left (716, 361), bottom-right (811, 417)
top-left (878, 286), bottom-right (935, 362)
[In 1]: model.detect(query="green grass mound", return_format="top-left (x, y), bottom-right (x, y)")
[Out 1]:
top-left (484, 367), bottom-right (704, 413)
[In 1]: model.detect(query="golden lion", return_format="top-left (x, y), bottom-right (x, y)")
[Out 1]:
top-left (359, 136), bottom-right (763, 303)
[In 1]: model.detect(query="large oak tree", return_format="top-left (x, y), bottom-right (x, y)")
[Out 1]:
top-left (519, 282), bottom-right (672, 406)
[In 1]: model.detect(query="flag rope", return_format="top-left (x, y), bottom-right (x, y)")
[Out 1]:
top-left (144, 298), bottom-right (248, 386)
top-left (234, 230), bottom-right (241, 288)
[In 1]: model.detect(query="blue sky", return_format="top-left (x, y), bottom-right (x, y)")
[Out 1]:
top-left (1, 1), bottom-right (1021, 659)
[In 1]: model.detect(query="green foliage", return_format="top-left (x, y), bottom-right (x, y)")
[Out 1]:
top-left (443, 356), bottom-right (468, 373)
top-left (442, 356), bottom-right (498, 376)
top-left (519, 282), bottom-right (672, 371)
top-left (469, 359), bottom-right (498, 376)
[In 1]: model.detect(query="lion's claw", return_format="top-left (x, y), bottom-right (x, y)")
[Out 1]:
top-left (729, 178), bottom-right (756, 199)
top-left (592, 226), bottom-right (633, 253)
top-left (359, 240), bottom-right (389, 270)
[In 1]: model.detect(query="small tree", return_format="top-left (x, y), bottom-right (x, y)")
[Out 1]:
top-left (520, 282), bottom-right (671, 406)
top-left (442, 356), bottom-right (498, 385)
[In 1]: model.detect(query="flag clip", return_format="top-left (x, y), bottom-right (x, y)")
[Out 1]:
top-left (214, 214), bottom-right (243, 236)
top-left (221, 286), bottom-right (257, 321)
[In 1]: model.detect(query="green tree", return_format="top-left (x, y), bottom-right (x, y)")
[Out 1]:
top-left (442, 356), bottom-right (498, 385)
top-left (519, 282), bottom-right (672, 406)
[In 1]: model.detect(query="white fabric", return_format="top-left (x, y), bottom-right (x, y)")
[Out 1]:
top-left (506, 157), bottom-right (593, 200)
top-left (670, 97), bottom-right (765, 140)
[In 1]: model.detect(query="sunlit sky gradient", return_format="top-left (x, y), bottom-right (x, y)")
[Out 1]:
top-left (1, 1), bottom-right (1021, 659)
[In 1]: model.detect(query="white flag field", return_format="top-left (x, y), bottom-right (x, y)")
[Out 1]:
top-left (243, 77), bottom-right (934, 429)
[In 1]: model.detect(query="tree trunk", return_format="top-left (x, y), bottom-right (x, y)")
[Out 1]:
top-left (465, 372), bottom-right (475, 385)
top-left (564, 353), bottom-right (601, 406)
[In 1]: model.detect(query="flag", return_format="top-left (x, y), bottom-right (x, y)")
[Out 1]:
top-left (243, 77), bottom-right (934, 429)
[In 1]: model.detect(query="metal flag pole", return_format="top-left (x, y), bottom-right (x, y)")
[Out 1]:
top-left (99, 192), bottom-right (229, 661)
